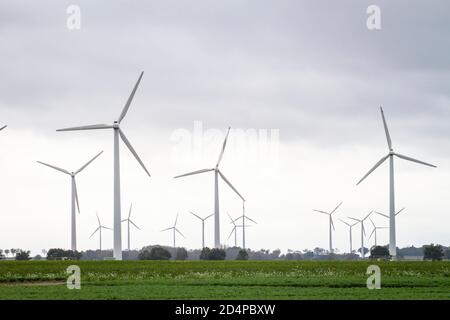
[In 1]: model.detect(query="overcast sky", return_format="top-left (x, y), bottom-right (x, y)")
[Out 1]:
top-left (0, 1), bottom-right (449, 255)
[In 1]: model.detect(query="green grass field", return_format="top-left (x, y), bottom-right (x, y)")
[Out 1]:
top-left (0, 260), bottom-right (448, 300)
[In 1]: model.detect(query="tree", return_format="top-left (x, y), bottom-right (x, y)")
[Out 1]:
top-left (5, 249), bottom-right (9, 257)
top-left (34, 255), bottom-right (42, 260)
top-left (370, 246), bottom-right (391, 260)
top-left (15, 250), bottom-right (31, 261)
top-left (47, 249), bottom-right (82, 260)
top-left (423, 244), bottom-right (444, 261)
top-left (200, 247), bottom-right (211, 260)
top-left (175, 248), bottom-right (188, 260)
top-left (236, 249), bottom-right (249, 260)
top-left (138, 247), bottom-right (171, 260)
top-left (10, 249), bottom-right (16, 257)
top-left (208, 248), bottom-right (226, 260)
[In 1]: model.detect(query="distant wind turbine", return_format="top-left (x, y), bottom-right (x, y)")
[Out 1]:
top-left (368, 217), bottom-right (387, 247)
top-left (174, 127), bottom-right (245, 248)
top-left (313, 202), bottom-right (343, 254)
top-left (37, 151), bottom-right (103, 251)
top-left (161, 213), bottom-right (185, 248)
top-left (339, 219), bottom-right (358, 254)
top-left (121, 203), bottom-right (141, 251)
top-left (90, 213), bottom-right (112, 251)
top-left (348, 211), bottom-right (372, 258)
top-left (190, 211), bottom-right (214, 249)
top-left (356, 107), bottom-right (436, 258)
top-left (232, 202), bottom-right (257, 250)
top-left (57, 72), bottom-right (151, 260)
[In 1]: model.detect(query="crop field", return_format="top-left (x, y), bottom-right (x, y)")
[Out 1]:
top-left (0, 260), bottom-right (448, 300)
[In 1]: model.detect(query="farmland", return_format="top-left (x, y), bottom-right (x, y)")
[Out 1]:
top-left (0, 260), bottom-right (448, 299)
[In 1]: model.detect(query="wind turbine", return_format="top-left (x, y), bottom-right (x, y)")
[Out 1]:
top-left (37, 151), bottom-right (103, 251)
top-left (174, 127), bottom-right (245, 248)
top-left (89, 213), bottom-right (112, 251)
top-left (368, 217), bottom-right (387, 247)
top-left (375, 207), bottom-right (405, 219)
top-left (313, 202), bottom-right (342, 254)
top-left (338, 219), bottom-right (358, 254)
top-left (348, 211), bottom-right (372, 258)
top-left (190, 211), bottom-right (214, 249)
top-left (57, 72), bottom-right (151, 260)
top-left (0, 125), bottom-right (6, 131)
top-left (161, 213), bottom-right (185, 248)
top-left (356, 107), bottom-right (436, 258)
top-left (121, 203), bottom-right (141, 251)
top-left (232, 202), bottom-right (257, 250)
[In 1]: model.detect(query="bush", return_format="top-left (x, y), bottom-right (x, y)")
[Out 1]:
top-left (423, 244), bottom-right (444, 261)
top-left (139, 246), bottom-right (171, 260)
top-left (200, 247), bottom-right (211, 260)
top-left (370, 246), bottom-right (391, 260)
top-left (175, 248), bottom-right (188, 260)
top-left (15, 250), bottom-right (31, 261)
top-left (208, 248), bottom-right (226, 260)
top-left (46, 249), bottom-right (82, 260)
top-left (236, 249), bottom-right (249, 260)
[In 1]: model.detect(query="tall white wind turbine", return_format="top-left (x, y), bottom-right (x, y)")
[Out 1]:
top-left (313, 202), bottom-right (342, 254)
top-left (121, 203), bottom-right (141, 251)
top-left (339, 219), bottom-right (358, 254)
top-left (37, 151), bottom-right (103, 251)
top-left (190, 211), bottom-right (213, 249)
top-left (174, 127), bottom-right (245, 248)
top-left (57, 72), bottom-right (151, 260)
top-left (90, 213), bottom-right (112, 251)
top-left (356, 107), bottom-right (436, 258)
top-left (368, 217), bottom-right (387, 247)
top-left (232, 202), bottom-right (257, 250)
top-left (348, 211), bottom-right (372, 258)
top-left (161, 213), bottom-right (185, 248)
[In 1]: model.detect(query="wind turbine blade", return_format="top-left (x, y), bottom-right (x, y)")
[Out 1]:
top-left (226, 212), bottom-right (235, 224)
top-left (347, 217), bottom-right (360, 222)
top-left (128, 203), bottom-right (133, 220)
top-left (174, 168), bottom-right (214, 179)
top-left (57, 124), bottom-right (112, 132)
top-left (129, 220), bottom-right (141, 230)
top-left (362, 223), bottom-right (366, 237)
top-left (331, 218), bottom-right (335, 231)
top-left (232, 216), bottom-right (243, 224)
top-left (89, 227), bottom-right (100, 238)
top-left (102, 226), bottom-right (113, 230)
top-left (121, 219), bottom-right (128, 222)
top-left (161, 227), bottom-right (173, 232)
top-left (119, 129), bottom-right (151, 177)
top-left (73, 178), bottom-right (80, 214)
top-left (375, 211), bottom-right (389, 219)
top-left (218, 170), bottom-right (245, 201)
top-left (338, 218), bottom-right (351, 227)
top-left (330, 201), bottom-right (343, 215)
top-left (313, 209), bottom-right (330, 215)
top-left (356, 154), bottom-right (389, 185)
top-left (205, 213), bottom-right (214, 220)
top-left (227, 227), bottom-right (236, 240)
top-left (396, 207), bottom-right (406, 216)
top-left (36, 161), bottom-right (70, 175)
top-left (174, 213), bottom-right (179, 227)
top-left (216, 127), bottom-right (231, 167)
top-left (394, 153), bottom-right (436, 168)
top-left (189, 211), bottom-right (202, 221)
top-left (368, 228), bottom-right (376, 240)
top-left (351, 221), bottom-right (359, 227)
top-left (369, 217), bottom-right (376, 228)
top-left (118, 71), bottom-right (144, 123)
top-left (75, 151), bottom-right (104, 174)
top-left (0, 125), bottom-right (7, 131)
top-left (245, 216), bottom-right (257, 224)
top-left (363, 211), bottom-right (372, 221)
top-left (380, 107), bottom-right (393, 150)
top-left (96, 213), bottom-right (101, 227)
top-left (175, 228), bottom-right (185, 238)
